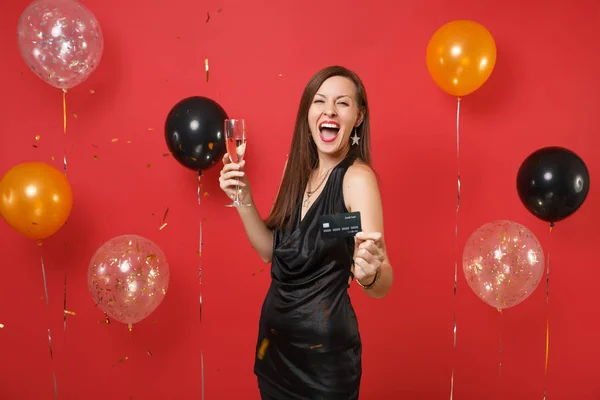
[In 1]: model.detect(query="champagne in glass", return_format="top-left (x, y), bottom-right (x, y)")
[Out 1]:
top-left (224, 119), bottom-right (249, 207)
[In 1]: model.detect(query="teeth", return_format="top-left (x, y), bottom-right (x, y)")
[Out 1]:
top-left (320, 123), bottom-right (339, 129)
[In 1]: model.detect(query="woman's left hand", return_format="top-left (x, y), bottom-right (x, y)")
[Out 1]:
top-left (353, 232), bottom-right (386, 284)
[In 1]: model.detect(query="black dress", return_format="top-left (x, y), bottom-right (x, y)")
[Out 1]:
top-left (254, 155), bottom-right (362, 400)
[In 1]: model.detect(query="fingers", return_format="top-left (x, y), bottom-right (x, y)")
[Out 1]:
top-left (355, 231), bottom-right (382, 242)
top-left (220, 170), bottom-right (245, 181)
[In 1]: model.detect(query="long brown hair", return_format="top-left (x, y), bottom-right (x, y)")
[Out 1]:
top-left (265, 65), bottom-right (372, 231)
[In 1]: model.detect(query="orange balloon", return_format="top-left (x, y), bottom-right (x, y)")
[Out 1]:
top-left (0, 162), bottom-right (73, 240)
top-left (426, 20), bottom-right (497, 97)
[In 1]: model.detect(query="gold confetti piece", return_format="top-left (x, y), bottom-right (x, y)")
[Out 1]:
top-left (257, 338), bottom-right (269, 360)
top-left (208, 142), bottom-right (214, 150)
top-left (63, 310), bottom-right (76, 316)
top-left (93, 155), bottom-right (98, 160)
top-left (309, 344), bottom-right (323, 350)
top-left (205, 59), bottom-right (209, 82)
top-left (33, 145), bottom-right (38, 148)
top-left (146, 254), bottom-right (157, 261)
top-left (203, 192), bottom-right (209, 197)
top-left (37, 240), bottom-right (43, 246)
top-left (72, 113), bottom-right (78, 119)
top-left (89, 89), bottom-right (95, 94)
top-left (278, 74), bottom-right (283, 77)
top-left (148, 128), bottom-right (154, 131)
top-left (35, 135), bottom-right (41, 141)
top-left (112, 356), bottom-right (128, 367)
top-left (147, 350), bottom-right (153, 357)
top-left (112, 138), bottom-right (119, 142)
top-left (51, 156), bottom-right (55, 161)
top-left (159, 223), bottom-right (168, 230)
top-left (98, 313), bottom-right (111, 324)
top-left (0, 324), bottom-right (4, 328)
top-left (127, 140), bottom-right (132, 144)
top-left (196, 251), bottom-right (201, 257)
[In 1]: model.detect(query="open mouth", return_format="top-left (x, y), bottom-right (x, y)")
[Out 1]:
top-left (318, 121), bottom-right (340, 143)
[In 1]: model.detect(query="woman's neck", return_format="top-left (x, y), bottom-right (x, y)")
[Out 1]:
top-left (315, 149), bottom-right (348, 175)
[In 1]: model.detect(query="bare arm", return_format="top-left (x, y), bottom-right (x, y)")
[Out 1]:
top-left (343, 163), bottom-right (393, 299)
top-left (220, 157), bottom-right (287, 263)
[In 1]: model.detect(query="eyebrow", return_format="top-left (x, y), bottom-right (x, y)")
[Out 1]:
top-left (315, 93), bottom-right (352, 100)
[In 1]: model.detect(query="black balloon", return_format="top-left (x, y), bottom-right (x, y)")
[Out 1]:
top-left (164, 96), bottom-right (228, 172)
top-left (516, 146), bottom-right (590, 224)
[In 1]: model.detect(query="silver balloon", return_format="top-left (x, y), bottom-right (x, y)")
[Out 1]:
top-left (17, 0), bottom-right (104, 90)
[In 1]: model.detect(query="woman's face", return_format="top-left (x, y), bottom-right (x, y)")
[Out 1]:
top-left (308, 76), bottom-right (363, 158)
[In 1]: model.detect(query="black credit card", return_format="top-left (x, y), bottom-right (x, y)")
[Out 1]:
top-left (319, 212), bottom-right (362, 238)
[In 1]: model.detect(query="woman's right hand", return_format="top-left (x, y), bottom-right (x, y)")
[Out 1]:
top-left (218, 153), bottom-right (250, 201)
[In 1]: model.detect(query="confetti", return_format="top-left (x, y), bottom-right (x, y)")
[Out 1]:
top-left (163, 153), bottom-right (171, 157)
top-left (35, 135), bottom-right (41, 141)
top-left (89, 89), bottom-right (95, 94)
top-left (146, 164), bottom-right (152, 168)
top-left (98, 313), bottom-right (111, 324)
top-left (112, 138), bottom-right (119, 142)
top-left (63, 310), bottom-right (76, 316)
top-left (208, 142), bottom-right (214, 150)
top-left (278, 74), bottom-right (283, 77)
top-left (204, 192), bottom-right (209, 196)
top-left (159, 223), bottom-right (167, 230)
top-left (206, 12), bottom-right (210, 23)
top-left (147, 350), bottom-right (153, 357)
top-left (93, 156), bottom-right (98, 160)
top-left (146, 254), bottom-right (157, 262)
top-left (148, 128), bottom-right (154, 131)
top-left (51, 156), bottom-right (55, 161)
top-left (127, 141), bottom-right (132, 144)
top-left (309, 344), bottom-right (323, 350)
top-left (33, 145), bottom-right (38, 148)
top-left (112, 356), bottom-right (128, 367)
top-left (72, 113), bottom-right (78, 119)
top-left (0, 324), bottom-right (4, 328)
top-left (205, 59), bottom-right (209, 82)
top-left (162, 208), bottom-right (169, 223)
top-left (92, 144), bottom-right (99, 149)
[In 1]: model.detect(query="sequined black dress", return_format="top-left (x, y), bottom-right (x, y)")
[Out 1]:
top-left (254, 155), bottom-right (361, 400)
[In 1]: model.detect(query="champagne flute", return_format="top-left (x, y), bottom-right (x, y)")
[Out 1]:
top-left (224, 118), bottom-right (249, 207)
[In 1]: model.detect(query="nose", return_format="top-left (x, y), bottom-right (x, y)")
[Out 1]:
top-left (323, 102), bottom-right (337, 117)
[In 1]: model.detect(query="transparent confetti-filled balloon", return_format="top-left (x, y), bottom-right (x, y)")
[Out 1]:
top-left (463, 220), bottom-right (544, 310)
top-left (17, 0), bottom-right (104, 90)
top-left (88, 235), bottom-right (170, 327)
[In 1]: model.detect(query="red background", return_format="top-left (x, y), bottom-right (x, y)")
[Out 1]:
top-left (0, 0), bottom-right (598, 399)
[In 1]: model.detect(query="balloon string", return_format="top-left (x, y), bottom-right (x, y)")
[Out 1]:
top-left (543, 225), bottom-right (552, 400)
top-left (62, 89), bottom-right (68, 176)
top-left (40, 254), bottom-right (59, 399)
top-left (449, 97), bottom-right (461, 400)
top-left (498, 308), bottom-right (503, 396)
top-left (201, 350), bottom-right (205, 400)
top-left (197, 171), bottom-right (204, 400)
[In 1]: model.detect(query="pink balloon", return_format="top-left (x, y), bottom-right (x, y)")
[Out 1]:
top-left (462, 220), bottom-right (544, 309)
top-left (88, 235), bottom-right (170, 327)
top-left (17, 0), bottom-right (104, 90)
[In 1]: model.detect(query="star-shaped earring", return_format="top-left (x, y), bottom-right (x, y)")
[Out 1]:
top-left (351, 129), bottom-right (360, 146)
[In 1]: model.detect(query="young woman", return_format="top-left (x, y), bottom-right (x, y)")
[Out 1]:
top-left (218, 65), bottom-right (393, 399)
